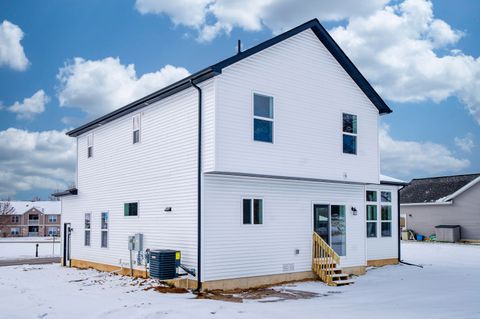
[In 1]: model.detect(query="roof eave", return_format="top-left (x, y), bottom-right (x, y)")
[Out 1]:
top-left (67, 67), bottom-right (219, 137)
top-left (52, 188), bottom-right (78, 197)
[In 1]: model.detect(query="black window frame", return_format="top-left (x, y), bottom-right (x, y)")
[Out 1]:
top-left (342, 113), bottom-right (357, 155)
top-left (253, 93), bottom-right (274, 143)
top-left (242, 198), bottom-right (263, 225)
top-left (124, 202), bottom-right (138, 217)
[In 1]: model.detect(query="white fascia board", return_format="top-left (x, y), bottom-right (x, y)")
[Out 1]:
top-left (400, 201), bottom-right (453, 207)
top-left (442, 176), bottom-right (480, 202)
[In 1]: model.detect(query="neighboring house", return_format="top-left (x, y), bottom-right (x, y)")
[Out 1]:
top-left (400, 174), bottom-right (480, 240)
top-left (54, 19), bottom-right (405, 290)
top-left (0, 201), bottom-right (61, 237)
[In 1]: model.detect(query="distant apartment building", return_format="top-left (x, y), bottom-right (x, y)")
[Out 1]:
top-left (0, 201), bottom-right (61, 237)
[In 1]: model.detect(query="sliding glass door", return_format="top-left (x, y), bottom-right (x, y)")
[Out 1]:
top-left (313, 204), bottom-right (346, 256)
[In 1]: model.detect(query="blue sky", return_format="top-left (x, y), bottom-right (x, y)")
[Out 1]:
top-left (0, 0), bottom-right (479, 200)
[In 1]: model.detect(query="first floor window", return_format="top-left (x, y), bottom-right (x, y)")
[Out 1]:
top-left (381, 191), bottom-right (392, 202)
top-left (342, 113), bottom-right (357, 154)
top-left (243, 198), bottom-right (263, 225)
top-left (366, 204), bottom-right (377, 238)
top-left (381, 205), bottom-right (392, 237)
top-left (101, 212), bottom-right (108, 248)
top-left (47, 227), bottom-right (59, 236)
top-left (253, 93), bottom-right (274, 143)
top-left (10, 228), bottom-right (20, 236)
top-left (85, 213), bottom-right (91, 246)
top-left (124, 202), bottom-right (138, 216)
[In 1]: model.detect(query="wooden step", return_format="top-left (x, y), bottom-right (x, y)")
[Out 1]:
top-left (331, 279), bottom-right (355, 286)
top-left (314, 267), bottom-right (342, 274)
top-left (328, 273), bottom-right (349, 280)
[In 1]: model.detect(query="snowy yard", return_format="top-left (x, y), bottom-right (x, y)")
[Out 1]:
top-left (0, 237), bottom-right (60, 260)
top-left (0, 242), bottom-right (479, 319)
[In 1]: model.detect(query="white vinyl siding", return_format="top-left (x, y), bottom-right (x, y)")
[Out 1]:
top-left (61, 79), bottom-right (215, 273)
top-left (214, 29), bottom-right (379, 184)
top-left (203, 174), bottom-right (367, 281)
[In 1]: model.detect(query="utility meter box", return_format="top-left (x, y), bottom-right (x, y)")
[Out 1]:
top-left (128, 233), bottom-right (144, 251)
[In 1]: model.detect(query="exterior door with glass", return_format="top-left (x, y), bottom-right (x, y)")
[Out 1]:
top-left (313, 204), bottom-right (346, 256)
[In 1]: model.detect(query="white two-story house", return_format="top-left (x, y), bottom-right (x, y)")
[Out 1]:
top-left (55, 19), bottom-right (405, 290)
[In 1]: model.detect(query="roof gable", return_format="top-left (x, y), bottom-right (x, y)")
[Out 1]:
top-left (400, 173), bottom-right (480, 204)
top-left (67, 19), bottom-right (391, 137)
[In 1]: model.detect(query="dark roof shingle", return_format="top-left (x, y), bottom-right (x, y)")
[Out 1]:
top-left (400, 173), bottom-right (480, 204)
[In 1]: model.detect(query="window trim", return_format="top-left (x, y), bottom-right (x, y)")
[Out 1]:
top-left (342, 112), bottom-right (358, 155)
top-left (252, 92), bottom-right (275, 144)
top-left (124, 202), bottom-right (139, 217)
top-left (132, 114), bottom-right (141, 144)
top-left (241, 196), bottom-right (264, 226)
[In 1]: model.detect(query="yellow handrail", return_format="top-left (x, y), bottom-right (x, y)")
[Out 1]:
top-left (312, 232), bottom-right (340, 285)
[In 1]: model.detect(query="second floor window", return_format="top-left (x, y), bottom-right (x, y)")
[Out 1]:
top-left (11, 215), bottom-right (19, 223)
top-left (133, 114), bottom-right (140, 144)
top-left (342, 113), bottom-right (357, 154)
top-left (48, 215), bottom-right (57, 223)
top-left (253, 93), bottom-right (274, 143)
top-left (87, 133), bottom-right (94, 158)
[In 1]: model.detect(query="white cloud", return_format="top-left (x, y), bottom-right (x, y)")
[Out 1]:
top-left (0, 128), bottom-right (76, 197)
top-left (7, 90), bottom-right (49, 120)
top-left (135, 0), bottom-right (480, 125)
top-left (57, 57), bottom-right (190, 118)
top-left (0, 20), bottom-right (29, 71)
top-left (454, 133), bottom-right (475, 153)
top-left (330, 0), bottom-right (480, 124)
top-left (134, 0), bottom-right (388, 41)
top-left (380, 125), bottom-right (470, 176)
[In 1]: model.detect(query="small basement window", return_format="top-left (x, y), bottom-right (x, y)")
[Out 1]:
top-left (342, 113), bottom-right (357, 154)
top-left (133, 114), bottom-right (141, 144)
top-left (243, 198), bottom-right (263, 225)
top-left (124, 202), bottom-right (138, 217)
top-left (87, 133), bottom-right (94, 158)
top-left (253, 93), bottom-right (274, 143)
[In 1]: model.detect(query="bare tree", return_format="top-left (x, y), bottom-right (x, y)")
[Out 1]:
top-left (0, 199), bottom-right (16, 237)
top-left (0, 199), bottom-right (15, 215)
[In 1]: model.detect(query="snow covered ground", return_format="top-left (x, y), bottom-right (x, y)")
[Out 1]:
top-left (0, 239), bottom-right (60, 260)
top-left (0, 242), bottom-right (479, 319)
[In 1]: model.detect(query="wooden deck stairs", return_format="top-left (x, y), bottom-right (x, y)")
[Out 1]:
top-left (312, 233), bottom-right (354, 286)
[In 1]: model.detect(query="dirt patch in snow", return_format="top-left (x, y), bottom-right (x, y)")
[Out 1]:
top-left (197, 286), bottom-right (323, 303)
top-left (145, 285), bottom-right (189, 294)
